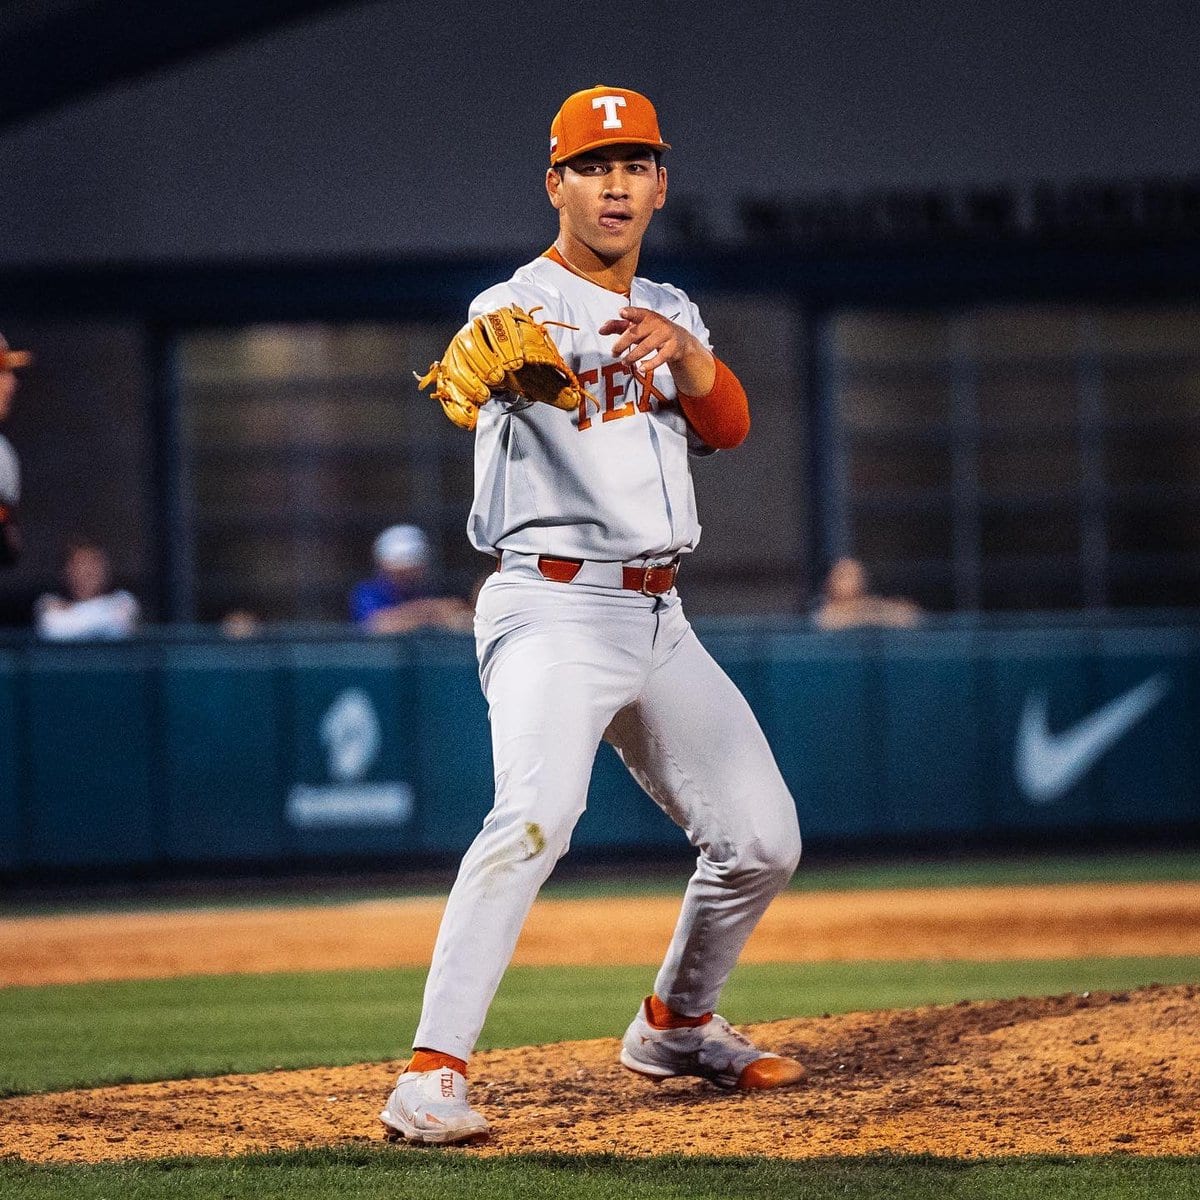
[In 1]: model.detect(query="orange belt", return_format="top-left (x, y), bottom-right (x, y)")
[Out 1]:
top-left (495, 554), bottom-right (680, 596)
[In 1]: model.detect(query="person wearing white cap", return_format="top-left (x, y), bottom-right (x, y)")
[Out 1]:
top-left (0, 332), bottom-right (31, 566)
top-left (350, 524), bottom-right (470, 634)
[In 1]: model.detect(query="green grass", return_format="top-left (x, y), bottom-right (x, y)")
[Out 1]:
top-left (547, 849), bottom-right (1200, 898)
top-left (777, 849), bottom-right (1200, 894)
top-left (2, 956), bottom-right (1196, 1097)
top-left (5, 849), bottom-right (1199, 915)
top-left (2, 1148), bottom-right (1199, 1200)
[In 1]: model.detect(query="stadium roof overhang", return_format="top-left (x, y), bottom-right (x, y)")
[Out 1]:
top-left (0, 0), bottom-right (356, 130)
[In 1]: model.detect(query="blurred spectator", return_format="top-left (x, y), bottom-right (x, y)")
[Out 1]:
top-left (813, 556), bottom-right (922, 631)
top-left (0, 332), bottom-right (32, 566)
top-left (35, 540), bottom-right (140, 641)
top-left (220, 609), bottom-right (261, 638)
top-left (350, 524), bottom-right (471, 634)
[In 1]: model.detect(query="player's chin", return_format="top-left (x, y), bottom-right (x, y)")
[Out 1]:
top-left (592, 219), bottom-right (641, 252)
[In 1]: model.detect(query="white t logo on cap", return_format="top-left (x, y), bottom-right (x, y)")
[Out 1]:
top-left (592, 95), bottom-right (627, 129)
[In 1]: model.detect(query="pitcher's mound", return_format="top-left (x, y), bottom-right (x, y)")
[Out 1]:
top-left (7, 984), bottom-right (1197, 1163)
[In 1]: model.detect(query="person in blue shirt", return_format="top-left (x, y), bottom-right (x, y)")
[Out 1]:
top-left (350, 524), bottom-right (471, 634)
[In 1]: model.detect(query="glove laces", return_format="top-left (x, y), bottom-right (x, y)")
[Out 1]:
top-left (524, 307), bottom-right (598, 411)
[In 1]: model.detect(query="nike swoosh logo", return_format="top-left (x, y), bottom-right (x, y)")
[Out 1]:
top-left (1015, 674), bottom-right (1170, 804)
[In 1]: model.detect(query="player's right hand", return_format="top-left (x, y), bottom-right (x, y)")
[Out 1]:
top-left (600, 306), bottom-right (715, 396)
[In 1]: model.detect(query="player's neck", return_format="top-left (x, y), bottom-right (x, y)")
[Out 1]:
top-left (551, 235), bottom-right (639, 295)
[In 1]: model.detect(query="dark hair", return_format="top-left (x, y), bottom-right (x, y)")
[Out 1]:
top-left (62, 537), bottom-right (106, 566)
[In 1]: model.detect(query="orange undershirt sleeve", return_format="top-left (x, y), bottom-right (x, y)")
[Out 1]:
top-left (408, 1049), bottom-right (469, 1076)
top-left (676, 357), bottom-right (750, 450)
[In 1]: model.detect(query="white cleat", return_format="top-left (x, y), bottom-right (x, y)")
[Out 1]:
top-left (379, 1066), bottom-right (490, 1145)
top-left (619, 996), bottom-right (807, 1090)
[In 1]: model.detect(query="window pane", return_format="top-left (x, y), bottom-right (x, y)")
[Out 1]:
top-left (832, 312), bottom-right (951, 363)
top-left (980, 565), bottom-right (1085, 610)
top-left (981, 507), bottom-right (1080, 556)
top-left (976, 365), bottom-right (1078, 427)
top-left (978, 439), bottom-right (1080, 492)
top-left (847, 437), bottom-right (951, 490)
top-left (1109, 503), bottom-right (1200, 555)
top-left (1103, 361), bottom-right (1200, 424)
top-left (179, 321), bottom-right (469, 623)
top-left (826, 301), bottom-right (1200, 612)
top-left (840, 371), bottom-right (952, 429)
top-left (973, 308), bottom-right (1085, 359)
top-left (851, 505), bottom-right (953, 560)
top-left (1106, 431), bottom-right (1200, 488)
top-left (1095, 307), bottom-right (1200, 355)
top-left (1109, 565), bottom-right (1200, 608)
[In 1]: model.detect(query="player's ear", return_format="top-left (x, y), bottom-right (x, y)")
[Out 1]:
top-left (654, 166), bottom-right (667, 211)
top-left (546, 167), bottom-right (565, 210)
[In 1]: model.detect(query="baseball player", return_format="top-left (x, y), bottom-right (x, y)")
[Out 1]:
top-left (0, 333), bottom-right (30, 566)
top-left (380, 86), bottom-right (804, 1146)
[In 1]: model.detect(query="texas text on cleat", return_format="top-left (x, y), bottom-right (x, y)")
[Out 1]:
top-left (379, 1066), bottom-right (490, 1145)
top-left (619, 997), bottom-right (807, 1090)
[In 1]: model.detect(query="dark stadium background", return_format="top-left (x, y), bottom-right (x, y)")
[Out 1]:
top-left (1, 0), bottom-right (1199, 883)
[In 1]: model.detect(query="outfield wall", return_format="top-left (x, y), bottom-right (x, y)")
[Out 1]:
top-left (0, 620), bottom-right (1196, 874)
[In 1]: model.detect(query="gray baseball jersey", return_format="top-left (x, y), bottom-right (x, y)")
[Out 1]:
top-left (0, 432), bottom-right (19, 505)
top-left (411, 251), bottom-right (801, 1061)
top-left (467, 254), bottom-right (713, 563)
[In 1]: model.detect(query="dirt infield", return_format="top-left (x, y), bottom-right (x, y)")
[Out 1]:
top-left (4, 881), bottom-right (1200, 986)
top-left (5, 985), bottom-right (1198, 1163)
top-left (3, 883), bottom-right (1198, 1163)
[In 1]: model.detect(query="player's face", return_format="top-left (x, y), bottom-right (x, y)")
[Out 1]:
top-left (382, 563), bottom-right (426, 588)
top-left (65, 546), bottom-right (111, 601)
top-left (826, 557), bottom-right (868, 602)
top-left (546, 146), bottom-right (667, 262)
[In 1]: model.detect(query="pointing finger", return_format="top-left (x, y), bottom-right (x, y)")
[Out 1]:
top-left (634, 350), bottom-right (670, 375)
top-left (610, 329), bottom-right (639, 357)
top-left (623, 331), bottom-right (670, 367)
top-left (612, 325), bottom-right (657, 358)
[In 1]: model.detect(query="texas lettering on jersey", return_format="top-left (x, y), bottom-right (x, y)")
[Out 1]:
top-left (465, 252), bottom-right (713, 562)
top-left (575, 361), bottom-right (672, 431)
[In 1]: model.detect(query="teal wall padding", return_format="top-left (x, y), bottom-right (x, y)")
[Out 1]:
top-left (23, 645), bottom-right (156, 867)
top-left (0, 651), bottom-right (20, 870)
top-left (0, 620), bottom-right (1195, 874)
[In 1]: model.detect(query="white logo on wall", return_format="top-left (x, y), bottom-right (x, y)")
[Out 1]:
top-left (322, 688), bottom-right (380, 781)
top-left (1015, 674), bottom-right (1170, 805)
top-left (286, 688), bottom-right (414, 828)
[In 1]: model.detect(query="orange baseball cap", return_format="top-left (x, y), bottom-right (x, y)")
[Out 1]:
top-left (0, 334), bottom-right (31, 371)
top-left (549, 85), bottom-right (670, 165)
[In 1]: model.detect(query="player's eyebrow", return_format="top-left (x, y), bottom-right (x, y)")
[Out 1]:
top-left (565, 151), bottom-right (657, 172)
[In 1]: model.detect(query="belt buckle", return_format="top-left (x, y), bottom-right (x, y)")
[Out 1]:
top-left (640, 560), bottom-right (677, 596)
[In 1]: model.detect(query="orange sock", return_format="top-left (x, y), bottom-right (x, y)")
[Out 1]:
top-left (407, 1049), bottom-right (468, 1076)
top-left (647, 994), bottom-right (712, 1029)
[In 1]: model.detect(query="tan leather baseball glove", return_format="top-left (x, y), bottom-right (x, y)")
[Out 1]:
top-left (416, 306), bottom-right (593, 431)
